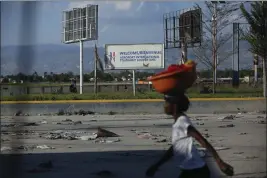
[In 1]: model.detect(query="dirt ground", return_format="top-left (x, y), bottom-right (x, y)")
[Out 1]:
top-left (1, 113), bottom-right (266, 178)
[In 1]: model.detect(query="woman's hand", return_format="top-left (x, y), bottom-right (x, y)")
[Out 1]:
top-left (145, 164), bottom-right (158, 177)
top-left (219, 161), bottom-right (234, 176)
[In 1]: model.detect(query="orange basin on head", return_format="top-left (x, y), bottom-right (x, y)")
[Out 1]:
top-left (148, 62), bottom-right (197, 94)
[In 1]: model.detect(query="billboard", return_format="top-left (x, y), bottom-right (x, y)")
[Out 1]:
top-left (62, 4), bottom-right (98, 44)
top-left (163, 7), bottom-right (202, 49)
top-left (105, 44), bottom-right (165, 70)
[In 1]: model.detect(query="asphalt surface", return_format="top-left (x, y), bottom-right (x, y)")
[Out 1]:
top-left (1, 99), bottom-right (265, 115)
top-left (1, 113), bottom-right (266, 178)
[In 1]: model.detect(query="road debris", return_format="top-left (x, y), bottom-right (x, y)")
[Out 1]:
top-left (218, 115), bottom-right (235, 121)
top-left (96, 127), bottom-right (119, 138)
top-left (137, 133), bottom-right (152, 139)
top-left (1, 146), bottom-right (12, 152)
top-left (73, 121), bottom-right (82, 125)
top-left (156, 138), bottom-right (167, 143)
top-left (79, 134), bottom-right (98, 141)
top-left (239, 132), bottom-right (247, 135)
top-left (36, 145), bottom-right (55, 150)
top-left (41, 120), bottom-right (48, 124)
top-left (218, 124), bottom-right (235, 128)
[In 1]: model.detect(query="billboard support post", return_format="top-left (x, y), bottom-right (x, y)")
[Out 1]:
top-left (94, 51), bottom-right (97, 94)
top-left (181, 38), bottom-right (188, 64)
top-left (62, 5), bottom-right (98, 94)
top-left (164, 7), bottom-right (202, 65)
top-left (79, 40), bottom-right (83, 94)
top-left (132, 70), bottom-right (136, 96)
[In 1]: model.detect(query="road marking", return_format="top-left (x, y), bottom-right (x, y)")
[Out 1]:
top-left (0, 97), bottom-right (264, 104)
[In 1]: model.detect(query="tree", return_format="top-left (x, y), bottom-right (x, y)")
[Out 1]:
top-left (240, 1), bottom-right (267, 117)
top-left (193, 2), bottom-right (241, 93)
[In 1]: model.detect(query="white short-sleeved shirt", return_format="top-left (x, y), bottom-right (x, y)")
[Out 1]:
top-left (172, 115), bottom-right (205, 170)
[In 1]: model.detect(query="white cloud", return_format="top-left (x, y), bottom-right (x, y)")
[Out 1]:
top-left (114, 1), bottom-right (132, 11)
top-left (68, 1), bottom-right (132, 11)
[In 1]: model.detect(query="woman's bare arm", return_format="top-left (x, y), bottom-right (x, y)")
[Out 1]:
top-left (187, 125), bottom-right (222, 164)
top-left (187, 125), bottom-right (234, 176)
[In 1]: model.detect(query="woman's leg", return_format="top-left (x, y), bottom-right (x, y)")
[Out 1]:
top-left (179, 165), bottom-right (210, 178)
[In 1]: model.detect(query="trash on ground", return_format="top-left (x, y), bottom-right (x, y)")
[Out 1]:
top-left (96, 127), bottom-right (119, 138)
top-left (239, 132), bottom-right (247, 135)
top-left (137, 133), bottom-right (152, 139)
top-left (79, 134), bottom-right (98, 141)
top-left (218, 115), bottom-right (235, 121)
top-left (41, 120), bottom-right (48, 124)
top-left (218, 124), bottom-right (235, 128)
top-left (73, 121), bottom-right (82, 125)
top-left (1, 146), bottom-right (12, 152)
top-left (156, 138), bottom-right (167, 143)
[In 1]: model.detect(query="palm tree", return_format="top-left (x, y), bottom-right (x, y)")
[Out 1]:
top-left (240, 2), bottom-right (267, 116)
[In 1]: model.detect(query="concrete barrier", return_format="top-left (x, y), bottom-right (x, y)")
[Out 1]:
top-left (1, 99), bottom-right (265, 116)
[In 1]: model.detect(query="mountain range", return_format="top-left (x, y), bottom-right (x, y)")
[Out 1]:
top-left (1, 42), bottom-right (254, 76)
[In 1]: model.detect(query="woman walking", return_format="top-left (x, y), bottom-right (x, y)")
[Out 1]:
top-left (145, 93), bottom-right (234, 178)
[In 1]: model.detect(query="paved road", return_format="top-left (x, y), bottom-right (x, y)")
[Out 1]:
top-left (1, 114), bottom-right (266, 178)
top-left (1, 99), bottom-right (265, 115)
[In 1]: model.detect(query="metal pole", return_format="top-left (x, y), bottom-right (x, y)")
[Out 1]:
top-left (94, 48), bottom-right (97, 94)
top-left (212, 2), bottom-right (217, 93)
top-left (132, 70), bottom-right (136, 96)
top-left (79, 40), bottom-right (83, 94)
top-left (181, 38), bottom-right (187, 64)
top-left (254, 54), bottom-right (258, 83)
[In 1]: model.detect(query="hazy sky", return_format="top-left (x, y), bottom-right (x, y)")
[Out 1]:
top-left (1, 1), bottom-right (203, 47)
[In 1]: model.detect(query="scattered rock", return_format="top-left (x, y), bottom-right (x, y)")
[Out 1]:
top-left (74, 109), bottom-right (95, 116)
top-left (108, 111), bottom-right (117, 115)
top-left (41, 120), bottom-right (48, 124)
top-left (97, 138), bottom-right (121, 143)
top-left (156, 138), bottom-right (167, 143)
top-left (23, 122), bottom-right (39, 126)
top-left (62, 118), bottom-right (73, 122)
top-left (137, 133), bottom-right (152, 139)
top-left (73, 121), bottom-right (82, 125)
top-left (257, 120), bottom-right (266, 124)
top-left (204, 133), bottom-right (210, 138)
top-left (1, 146), bottom-right (12, 152)
top-left (79, 134), bottom-right (98, 141)
top-left (246, 156), bottom-right (258, 159)
top-left (89, 119), bottom-right (97, 122)
top-left (36, 145), bottom-right (55, 150)
top-left (218, 115), bottom-right (235, 121)
top-left (42, 131), bottom-right (76, 140)
top-left (239, 132), bottom-right (247, 135)
top-left (218, 124), bottom-right (235, 128)
top-left (257, 116), bottom-right (264, 119)
top-left (14, 110), bottom-right (23, 116)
